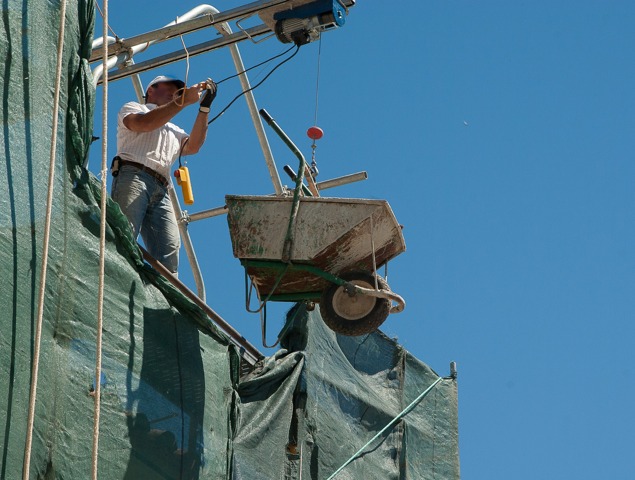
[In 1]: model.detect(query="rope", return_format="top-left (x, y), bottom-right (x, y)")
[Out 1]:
top-left (175, 26), bottom-right (190, 108)
top-left (94, 0), bottom-right (118, 38)
top-left (325, 376), bottom-right (445, 480)
top-left (22, 0), bottom-right (68, 477)
top-left (178, 22), bottom-right (190, 90)
top-left (309, 37), bottom-right (322, 175)
top-left (313, 35), bottom-right (322, 127)
top-left (91, 0), bottom-right (109, 476)
top-left (369, 214), bottom-right (378, 290)
top-left (245, 264), bottom-right (290, 314)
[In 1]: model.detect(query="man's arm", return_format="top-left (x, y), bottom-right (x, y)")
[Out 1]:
top-left (123, 85), bottom-right (201, 132)
top-left (181, 81), bottom-right (216, 155)
top-left (181, 110), bottom-right (208, 155)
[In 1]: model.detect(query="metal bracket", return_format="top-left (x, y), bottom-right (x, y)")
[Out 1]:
top-left (235, 13), bottom-right (276, 43)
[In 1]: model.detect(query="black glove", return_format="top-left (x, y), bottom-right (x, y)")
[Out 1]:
top-left (199, 80), bottom-right (217, 112)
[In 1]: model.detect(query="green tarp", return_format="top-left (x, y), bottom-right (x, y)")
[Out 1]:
top-left (0, 0), bottom-right (459, 478)
top-left (1, 1), bottom-right (237, 477)
top-left (234, 306), bottom-right (460, 479)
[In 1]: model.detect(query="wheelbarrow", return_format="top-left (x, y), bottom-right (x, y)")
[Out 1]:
top-left (226, 194), bottom-right (406, 336)
top-left (225, 109), bottom-right (406, 337)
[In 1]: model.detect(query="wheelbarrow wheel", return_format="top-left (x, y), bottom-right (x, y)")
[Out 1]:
top-left (319, 272), bottom-right (390, 336)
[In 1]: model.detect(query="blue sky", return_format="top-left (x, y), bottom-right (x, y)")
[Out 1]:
top-left (90, 1), bottom-right (635, 478)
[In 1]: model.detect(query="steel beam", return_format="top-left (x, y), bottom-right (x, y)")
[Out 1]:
top-left (89, 0), bottom-right (288, 62)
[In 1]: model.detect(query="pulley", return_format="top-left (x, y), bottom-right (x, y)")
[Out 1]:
top-left (273, 0), bottom-right (347, 46)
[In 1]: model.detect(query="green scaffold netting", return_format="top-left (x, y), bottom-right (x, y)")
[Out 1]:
top-left (0, 0), bottom-right (460, 478)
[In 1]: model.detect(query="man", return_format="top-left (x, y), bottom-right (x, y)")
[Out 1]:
top-left (111, 75), bottom-right (217, 274)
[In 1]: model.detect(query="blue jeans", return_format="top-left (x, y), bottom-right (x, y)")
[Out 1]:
top-left (112, 165), bottom-right (180, 274)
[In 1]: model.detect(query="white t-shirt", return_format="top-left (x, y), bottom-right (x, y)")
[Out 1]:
top-left (116, 102), bottom-right (189, 178)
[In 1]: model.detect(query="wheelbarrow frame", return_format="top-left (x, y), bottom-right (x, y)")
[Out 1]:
top-left (241, 259), bottom-right (405, 313)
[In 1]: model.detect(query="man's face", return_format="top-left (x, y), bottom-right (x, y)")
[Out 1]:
top-left (146, 82), bottom-right (180, 106)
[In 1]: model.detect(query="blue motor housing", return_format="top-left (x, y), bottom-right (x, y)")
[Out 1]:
top-left (274, 0), bottom-right (348, 45)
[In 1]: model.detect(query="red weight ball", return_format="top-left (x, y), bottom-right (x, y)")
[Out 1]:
top-left (307, 126), bottom-right (324, 140)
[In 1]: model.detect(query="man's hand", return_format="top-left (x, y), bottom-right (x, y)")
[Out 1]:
top-left (176, 84), bottom-right (204, 107)
top-left (199, 79), bottom-right (217, 113)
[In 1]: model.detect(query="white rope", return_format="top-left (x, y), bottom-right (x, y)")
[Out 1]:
top-left (92, 0), bottom-right (109, 476)
top-left (369, 213), bottom-right (378, 290)
top-left (175, 17), bottom-right (190, 108)
top-left (313, 35), bottom-right (322, 127)
top-left (22, 0), bottom-right (68, 477)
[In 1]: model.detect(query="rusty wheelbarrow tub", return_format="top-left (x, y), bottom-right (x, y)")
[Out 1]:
top-left (226, 194), bottom-right (406, 336)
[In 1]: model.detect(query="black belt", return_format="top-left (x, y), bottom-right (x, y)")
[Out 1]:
top-left (118, 160), bottom-right (169, 187)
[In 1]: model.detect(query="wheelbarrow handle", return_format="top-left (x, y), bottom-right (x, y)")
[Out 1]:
top-left (259, 109), bottom-right (304, 168)
top-left (259, 108), bottom-right (274, 124)
top-left (259, 108), bottom-right (319, 197)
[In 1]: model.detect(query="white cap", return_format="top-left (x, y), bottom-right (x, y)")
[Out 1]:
top-left (145, 75), bottom-right (185, 94)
